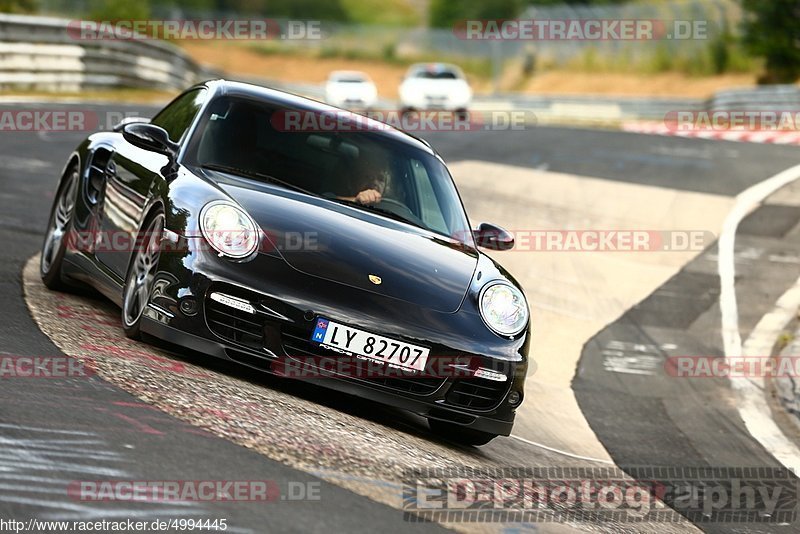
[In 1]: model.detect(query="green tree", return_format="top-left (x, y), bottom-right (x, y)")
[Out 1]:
top-left (519, 0), bottom-right (625, 4)
top-left (0, 0), bottom-right (38, 13)
top-left (742, 0), bottom-right (800, 84)
top-left (429, 0), bottom-right (631, 28)
top-left (149, 0), bottom-right (215, 13)
top-left (225, 0), bottom-right (349, 21)
top-left (88, 0), bottom-right (151, 20)
top-left (429, 0), bottom-right (523, 29)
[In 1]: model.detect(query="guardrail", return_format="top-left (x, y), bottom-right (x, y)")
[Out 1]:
top-left (0, 14), bottom-right (209, 92)
top-left (708, 85), bottom-right (800, 112)
top-left (474, 85), bottom-right (800, 125)
top-left (475, 94), bottom-right (704, 122)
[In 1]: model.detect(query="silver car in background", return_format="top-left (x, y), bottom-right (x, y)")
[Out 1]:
top-left (399, 63), bottom-right (472, 114)
top-left (325, 70), bottom-right (378, 110)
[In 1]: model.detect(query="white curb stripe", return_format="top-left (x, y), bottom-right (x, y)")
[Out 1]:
top-left (719, 163), bottom-right (800, 467)
top-left (623, 122), bottom-right (800, 145)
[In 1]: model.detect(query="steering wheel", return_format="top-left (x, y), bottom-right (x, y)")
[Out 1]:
top-left (376, 198), bottom-right (425, 227)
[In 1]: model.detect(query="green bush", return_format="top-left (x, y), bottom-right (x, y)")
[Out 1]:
top-left (429, 0), bottom-right (524, 29)
top-left (88, 0), bottom-right (150, 20)
top-left (658, 45), bottom-right (676, 73)
top-left (382, 43), bottom-right (397, 62)
top-left (341, 0), bottom-right (420, 27)
top-left (742, 0), bottom-right (800, 83)
top-left (0, 0), bottom-right (38, 13)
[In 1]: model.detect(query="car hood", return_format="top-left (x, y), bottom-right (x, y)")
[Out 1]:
top-left (215, 178), bottom-right (478, 313)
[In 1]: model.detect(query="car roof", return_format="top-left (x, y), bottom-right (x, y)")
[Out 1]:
top-left (196, 79), bottom-right (433, 153)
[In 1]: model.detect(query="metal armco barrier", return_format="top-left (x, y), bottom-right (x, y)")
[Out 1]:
top-left (0, 14), bottom-right (209, 92)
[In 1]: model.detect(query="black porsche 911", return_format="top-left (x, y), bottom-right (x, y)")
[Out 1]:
top-left (40, 80), bottom-right (530, 445)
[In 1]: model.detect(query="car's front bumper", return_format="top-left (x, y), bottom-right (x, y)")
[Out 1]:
top-left (142, 316), bottom-right (520, 435)
top-left (400, 96), bottom-right (471, 112)
top-left (142, 248), bottom-right (529, 436)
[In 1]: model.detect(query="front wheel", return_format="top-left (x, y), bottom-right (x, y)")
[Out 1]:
top-left (41, 165), bottom-right (79, 290)
top-left (122, 210), bottom-right (164, 340)
top-left (428, 419), bottom-right (498, 446)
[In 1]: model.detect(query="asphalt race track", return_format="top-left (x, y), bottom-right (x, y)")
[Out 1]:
top-left (3, 101), bottom-right (800, 532)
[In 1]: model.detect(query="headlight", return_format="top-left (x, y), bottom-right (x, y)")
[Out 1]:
top-left (200, 201), bottom-right (260, 259)
top-left (479, 282), bottom-right (528, 336)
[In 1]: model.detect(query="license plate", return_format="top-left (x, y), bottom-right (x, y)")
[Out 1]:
top-left (310, 318), bottom-right (430, 372)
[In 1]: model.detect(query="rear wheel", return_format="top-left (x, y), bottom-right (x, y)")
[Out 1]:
top-left (122, 210), bottom-right (164, 340)
top-left (40, 165), bottom-right (79, 290)
top-left (428, 419), bottom-right (498, 446)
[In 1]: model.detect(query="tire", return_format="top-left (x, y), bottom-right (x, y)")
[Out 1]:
top-left (428, 419), bottom-right (498, 446)
top-left (40, 165), bottom-right (79, 290)
top-left (121, 209), bottom-right (165, 340)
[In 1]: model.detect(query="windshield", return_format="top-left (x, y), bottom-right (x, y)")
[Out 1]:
top-left (408, 66), bottom-right (461, 80)
top-left (185, 96), bottom-right (473, 243)
top-left (414, 71), bottom-right (458, 80)
top-left (330, 75), bottom-right (369, 83)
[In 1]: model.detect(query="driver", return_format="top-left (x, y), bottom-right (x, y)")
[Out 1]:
top-left (338, 154), bottom-right (390, 206)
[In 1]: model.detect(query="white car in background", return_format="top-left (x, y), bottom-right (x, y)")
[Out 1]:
top-left (399, 63), bottom-right (472, 114)
top-left (324, 71), bottom-right (378, 110)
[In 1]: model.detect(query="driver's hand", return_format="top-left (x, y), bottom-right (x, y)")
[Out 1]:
top-left (354, 189), bottom-right (382, 205)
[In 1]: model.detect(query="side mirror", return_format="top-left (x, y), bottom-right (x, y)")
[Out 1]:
top-left (122, 123), bottom-right (179, 159)
top-left (112, 116), bottom-right (150, 132)
top-left (474, 222), bottom-right (514, 251)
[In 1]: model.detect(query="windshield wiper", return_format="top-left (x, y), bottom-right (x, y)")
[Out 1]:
top-left (201, 163), bottom-right (319, 197)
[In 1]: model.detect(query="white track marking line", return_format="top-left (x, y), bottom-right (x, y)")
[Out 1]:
top-left (719, 163), bottom-right (800, 467)
top-left (737, 275), bottom-right (800, 468)
top-left (720, 163), bottom-right (800, 357)
top-left (510, 434), bottom-right (614, 464)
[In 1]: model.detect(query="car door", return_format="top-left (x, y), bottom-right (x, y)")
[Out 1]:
top-left (95, 88), bottom-right (207, 279)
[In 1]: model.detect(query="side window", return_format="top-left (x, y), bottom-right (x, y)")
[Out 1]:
top-left (410, 159), bottom-right (448, 234)
top-left (151, 89), bottom-right (206, 143)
